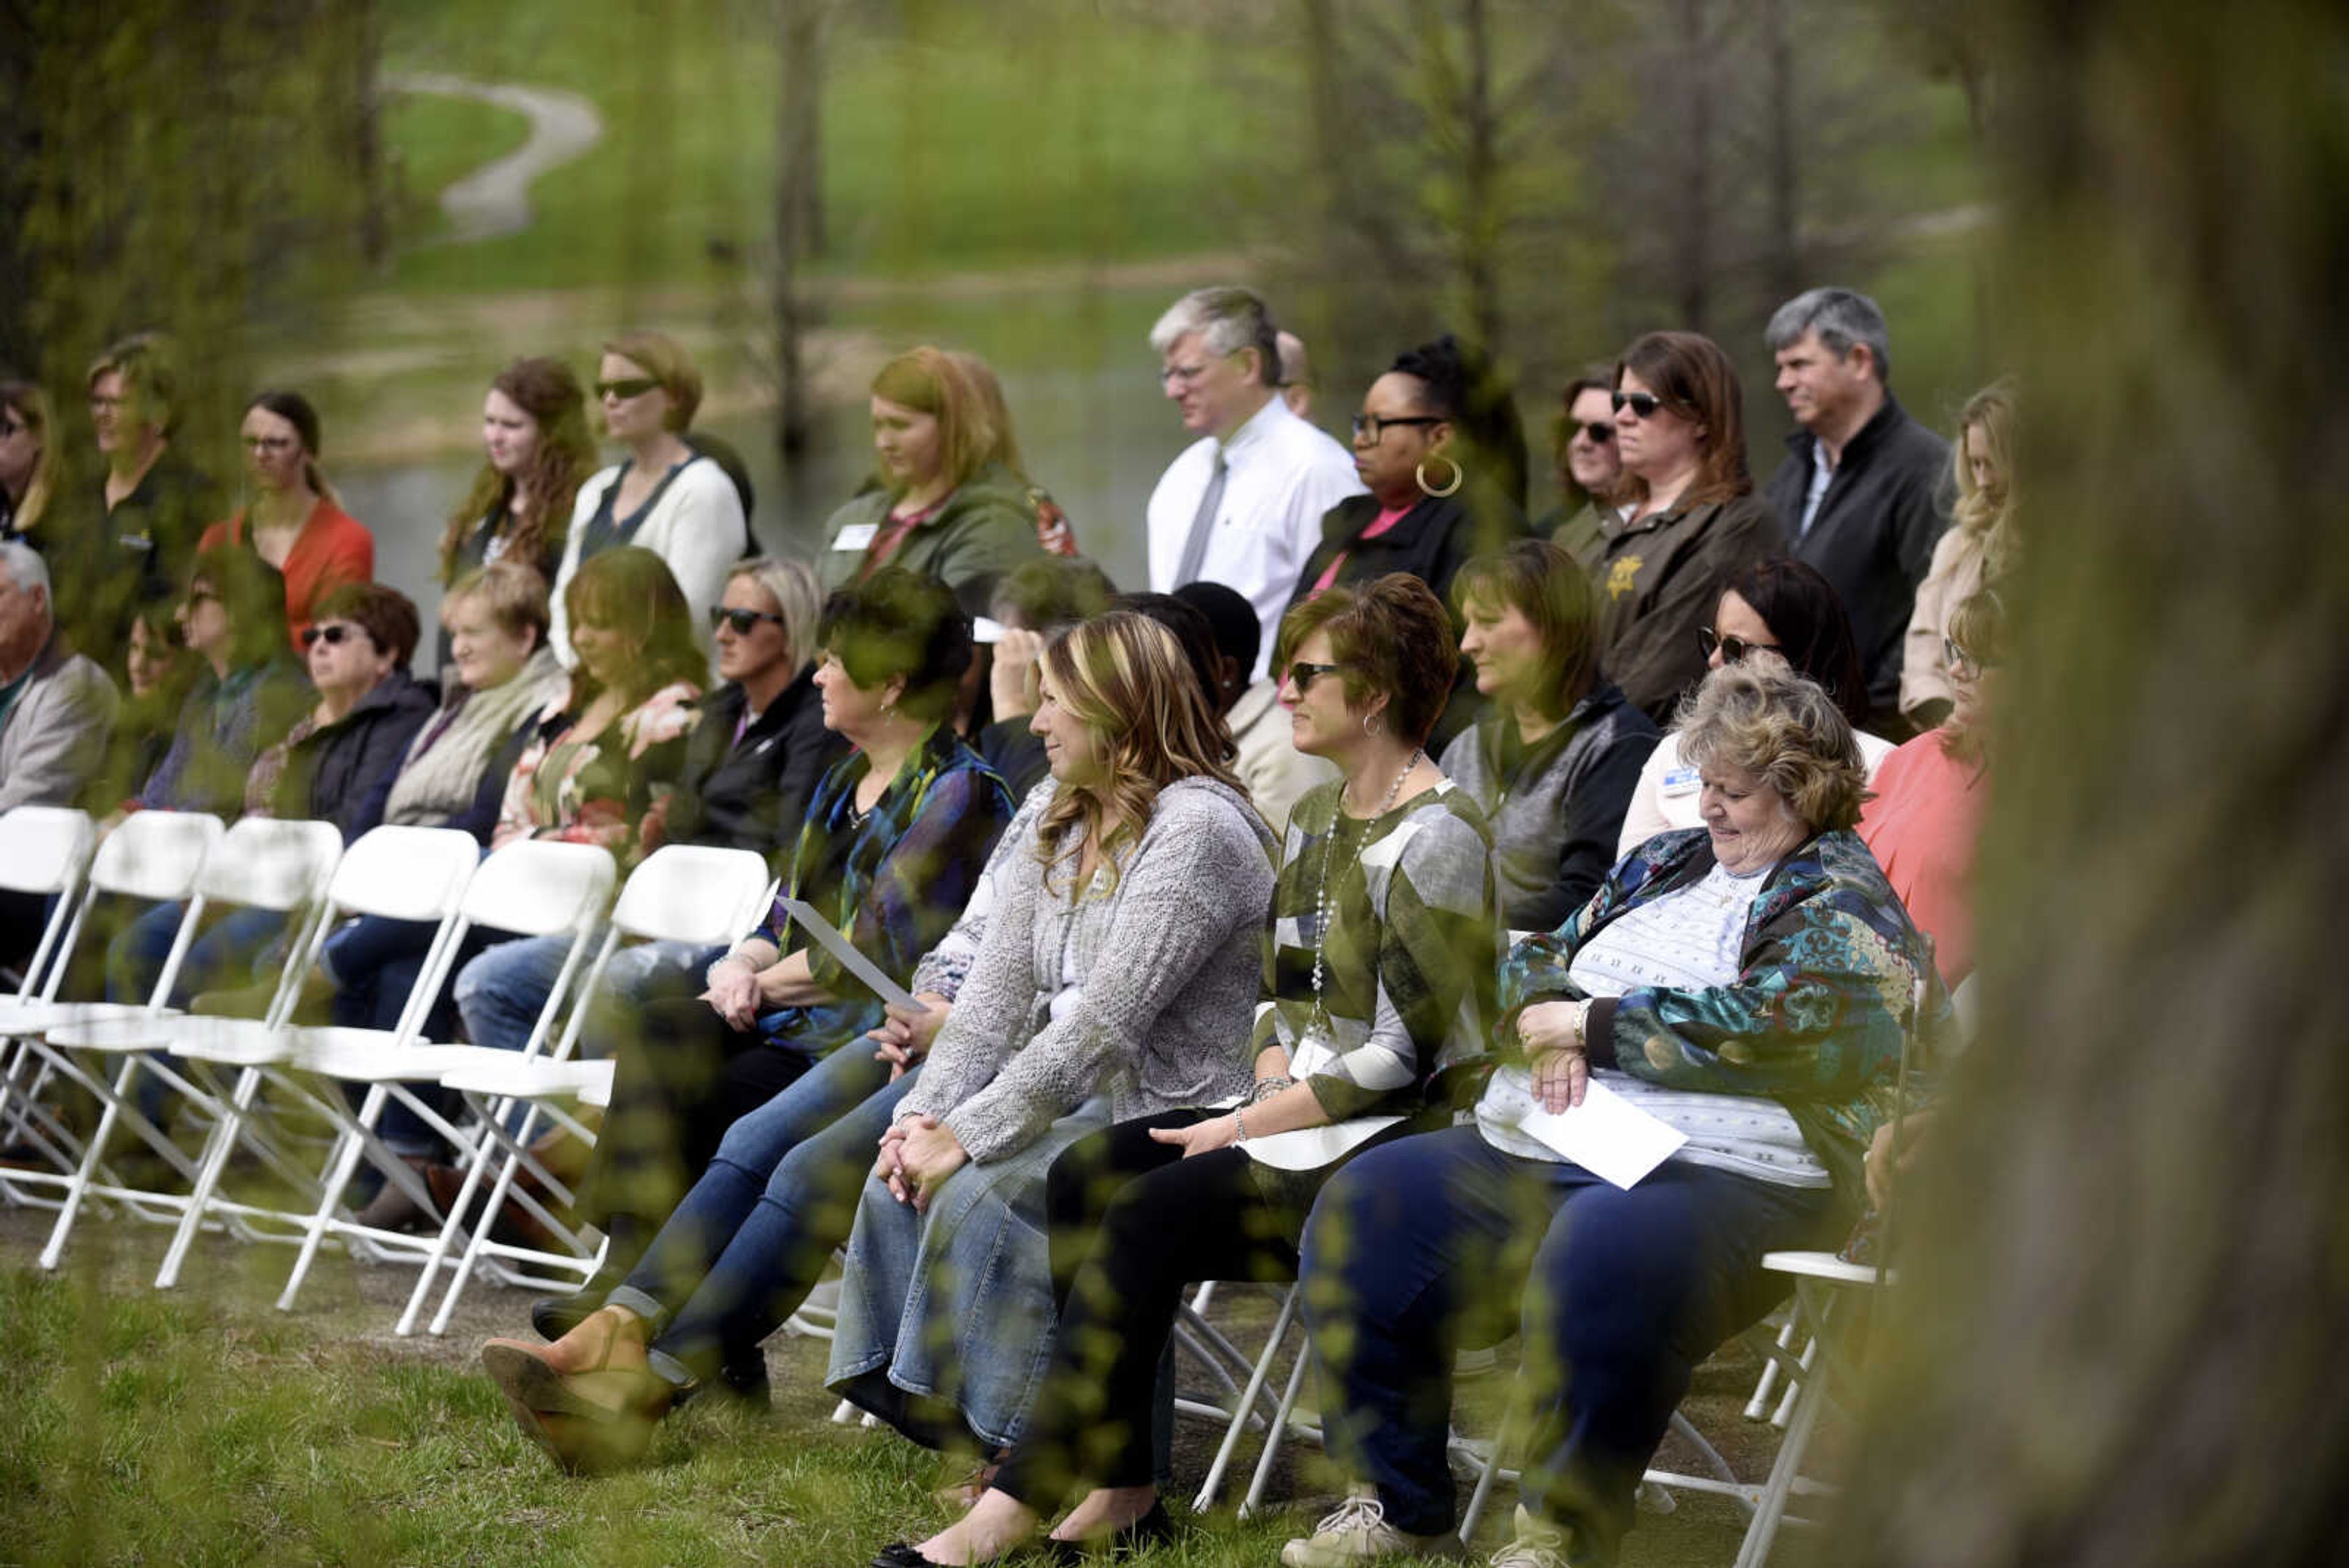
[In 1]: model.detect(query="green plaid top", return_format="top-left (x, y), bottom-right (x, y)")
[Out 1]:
top-left (1252, 776), bottom-right (1499, 1121)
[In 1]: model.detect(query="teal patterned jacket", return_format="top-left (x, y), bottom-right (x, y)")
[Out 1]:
top-left (1499, 825), bottom-right (1942, 1203)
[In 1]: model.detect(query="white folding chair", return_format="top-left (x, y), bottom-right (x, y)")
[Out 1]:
top-left (0, 806), bottom-right (98, 1198)
top-left (409, 844), bottom-right (773, 1336)
top-left (263, 835), bottom-right (619, 1315)
top-left (15, 811), bottom-right (230, 1238)
top-left (1187, 1280), bottom-right (1328, 1517)
top-left (38, 817), bottom-right (348, 1273)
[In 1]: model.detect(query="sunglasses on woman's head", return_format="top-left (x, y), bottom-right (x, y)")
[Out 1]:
top-left (710, 606), bottom-right (786, 634)
top-left (1611, 390), bottom-right (1671, 420)
top-left (1697, 628), bottom-right (1779, 663)
top-left (301, 623), bottom-right (363, 648)
top-left (595, 377), bottom-right (660, 400)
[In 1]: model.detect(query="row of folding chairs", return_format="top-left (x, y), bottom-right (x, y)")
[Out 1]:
top-left (0, 804), bottom-right (771, 1337)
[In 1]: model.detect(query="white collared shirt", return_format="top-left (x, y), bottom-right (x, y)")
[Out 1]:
top-left (1146, 396), bottom-right (1365, 677)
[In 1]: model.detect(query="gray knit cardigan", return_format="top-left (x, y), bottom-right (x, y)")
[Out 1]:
top-left (895, 776), bottom-right (1277, 1163)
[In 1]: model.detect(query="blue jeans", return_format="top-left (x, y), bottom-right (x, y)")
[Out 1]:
top-left (104, 901), bottom-right (289, 1126)
top-left (105, 901), bottom-right (289, 1008)
top-left (610, 1050), bottom-right (913, 1389)
top-left (454, 932), bottom-right (716, 1055)
top-left (1298, 1126), bottom-right (1840, 1562)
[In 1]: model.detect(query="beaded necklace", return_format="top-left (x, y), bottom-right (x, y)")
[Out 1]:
top-left (1303, 747), bottom-right (1423, 1056)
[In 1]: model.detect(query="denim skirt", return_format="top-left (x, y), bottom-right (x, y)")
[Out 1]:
top-left (825, 1096), bottom-right (1111, 1451)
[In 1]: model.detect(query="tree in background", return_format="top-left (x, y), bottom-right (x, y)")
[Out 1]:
top-left (1822, 1), bottom-right (2349, 1564)
top-left (0, 0), bottom-right (377, 478)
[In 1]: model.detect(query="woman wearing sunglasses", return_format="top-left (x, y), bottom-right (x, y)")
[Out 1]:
top-left (1288, 334), bottom-right (1531, 616)
top-left (1617, 557), bottom-right (1892, 855)
top-left (1583, 331), bottom-right (1786, 724)
top-left (196, 389), bottom-right (376, 649)
top-left (548, 332), bottom-right (748, 665)
top-left (1534, 365), bottom-right (1627, 559)
top-left (877, 576), bottom-right (1496, 1568)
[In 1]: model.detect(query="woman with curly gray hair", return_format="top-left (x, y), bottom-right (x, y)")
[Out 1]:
top-left (1283, 661), bottom-right (1939, 1568)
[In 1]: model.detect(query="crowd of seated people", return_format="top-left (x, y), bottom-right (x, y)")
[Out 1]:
top-left (0, 278), bottom-right (2014, 1568)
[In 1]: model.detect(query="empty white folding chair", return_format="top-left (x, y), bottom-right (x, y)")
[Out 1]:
top-left (13, 811), bottom-right (229, 1236)
top-left (261, 835), bottom-right (619, 1315)
top-left (37, 816), bottom-right (347, 1272)
top-left (411, 843), bottom-right (774, 1336)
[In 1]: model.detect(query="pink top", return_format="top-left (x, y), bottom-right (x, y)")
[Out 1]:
top-left (1310, 503), bottom-right (1412, 594)
top-left (202, 498), bottom-right (376, 648)
top-left (1857, 730), bottom-right (1988, 986)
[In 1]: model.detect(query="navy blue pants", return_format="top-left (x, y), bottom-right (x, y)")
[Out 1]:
top-left (1298, 1125), bottom-right (1839, 1562)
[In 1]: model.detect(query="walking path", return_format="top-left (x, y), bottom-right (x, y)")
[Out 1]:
top-left (385, 72), bottom-right (605, 244)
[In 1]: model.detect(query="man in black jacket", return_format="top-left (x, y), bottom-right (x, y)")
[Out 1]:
top-left (1763, 288), bottom-right (1950, 732)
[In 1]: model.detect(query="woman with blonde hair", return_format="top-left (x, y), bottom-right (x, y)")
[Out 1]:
top-left (883, 576), bottom-right (1499, 1567)
top-left (549, 330), bottom-right (748, 661)
top-left (0, 381), bottom-right (59, 542)
top-left (1900, 379), bottom-right (2016, 728)
top-left (483, 609), bottom-right (1270, 1476)
top-left (817, 344), bottom-right (1045, 611)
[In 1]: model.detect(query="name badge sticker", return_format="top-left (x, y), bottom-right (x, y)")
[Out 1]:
top-left (833, 522), bottom-right (879, 552)
top-left (1660, 765), bottom-right (1702, 798)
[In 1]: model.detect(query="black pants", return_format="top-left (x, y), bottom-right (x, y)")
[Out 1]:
top-left (995, 1109), bottom-right (1301, 1509)
top-left (577, 995), bottom-right (811, 1271)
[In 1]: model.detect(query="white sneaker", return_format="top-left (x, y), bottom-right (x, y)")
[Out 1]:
top-left (1486, 1506), bottom-right (1573, 1568)
top-left (1282, 1489), bottom-right (1466, 1566)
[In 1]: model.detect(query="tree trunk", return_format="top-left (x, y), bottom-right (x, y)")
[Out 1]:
top-left (1822, 4), bottom-right (2349, 1566)
top-left (1672, 0), bottom-right (1712, 332)
top-left (1762, 0), bottom-right (1800, 305)
top-left (773, 0), bottom-right (823, 463)
top-left (1457, 0), bottom-right (1504, 352)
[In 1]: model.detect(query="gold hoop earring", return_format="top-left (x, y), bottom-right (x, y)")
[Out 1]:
top-left (1416, 455), bottom-right (1463, 498)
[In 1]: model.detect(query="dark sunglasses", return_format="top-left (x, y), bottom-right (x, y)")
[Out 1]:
top-left (301, 623), bottom-right (366, 649)
top-left (1579, 422), bottom-right (1614, 443)
top-left (1698, 627), bottom-right (1779, 663)
top-left (1285, 659), bottom-right (1348, 694)
top-left (1351, 413), bottom-right (1444, 444)
top-left (1611, 390), bottom-right (1673, 420)
top-left (595, 377), bottom-right (661, 400)
top-left (710, 606), bottom-right (786, 634)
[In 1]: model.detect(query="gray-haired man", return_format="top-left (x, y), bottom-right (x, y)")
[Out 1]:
top-left (1145, 286), bottom-right (1362, 678)
top-left (1764, 287), bottom-right (1951, 728)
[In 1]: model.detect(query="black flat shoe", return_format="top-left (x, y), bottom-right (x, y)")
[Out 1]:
top-left (871, 1545), bottom-right (940, 1568)
top-left (1041, 1501), bottom-right (1175, 1562)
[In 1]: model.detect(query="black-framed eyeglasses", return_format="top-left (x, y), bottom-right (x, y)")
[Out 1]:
top-left (1611, 390), bottom-right (1674, 420)
top-left (243, 436), bottom-right (300, 453)
top-left (1285, 659), bottom-right (1348, 694)
top-left (302, 623), bottom-right (366, 649)
top-left (710, 606), bottom-right (787, 634)
top-left (1698, 627), bottom-right (1779, 663)
top-left (1351, 413), bottom-right (1444, 444)
top-left (1578, 422), bottom-right (1614, 443)
top-left (595, 377), bottom-right (660, 400)
top-left (1943, 635), bottom-right (1995, 680)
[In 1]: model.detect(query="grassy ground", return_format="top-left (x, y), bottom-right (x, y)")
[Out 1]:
top-left (380, 92), bottom-right (537, 246)
top-left (0, 1202), bottom-right (1808, 1567)
top-left (377, 1), bottom-right (1256, 297)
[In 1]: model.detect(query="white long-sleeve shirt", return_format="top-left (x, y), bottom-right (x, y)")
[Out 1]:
top-left (1145, 396), bottom-right (1364, 678)
top-left (549, 455), bottom-right (747, 666)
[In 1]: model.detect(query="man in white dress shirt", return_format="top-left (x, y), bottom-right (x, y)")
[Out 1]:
top-left (1145, 286), bottom-right (1363, 677)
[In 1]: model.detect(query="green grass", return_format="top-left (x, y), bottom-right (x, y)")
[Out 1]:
top-left (382, 91), bottom-right (536, 244)
top-left (376, 2), bottom-right (1256, 296)
top-left (0, 1227), bottom-right (1778, 1567)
